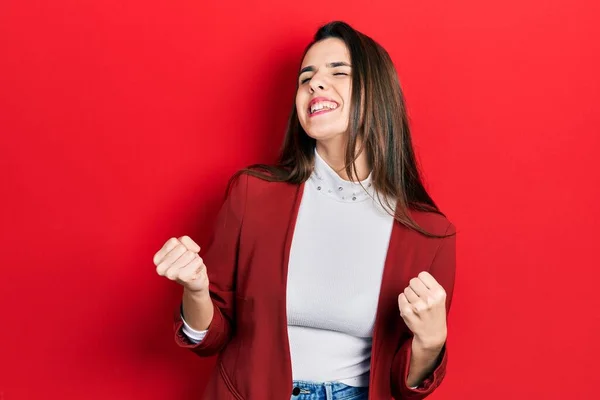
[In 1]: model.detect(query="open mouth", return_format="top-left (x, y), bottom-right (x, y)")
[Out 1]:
top-left (309, 101), bottom-right (339, 116)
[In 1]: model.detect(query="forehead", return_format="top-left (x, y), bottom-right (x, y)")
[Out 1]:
top-left (301, 38), bottom-right (350, 67)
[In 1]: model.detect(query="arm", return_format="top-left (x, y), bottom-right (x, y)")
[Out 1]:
top-left (406, 340), bottom-right (446, 388)
top-left (173, 173), bottom-right (249, 356)
top-left (180, 306), bottom-right (208, 343)
top-left (391, 222), bottom-right (457, 399)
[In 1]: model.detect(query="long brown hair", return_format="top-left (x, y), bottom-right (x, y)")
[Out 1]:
top-left (232, 21), bottom-right (450, 238)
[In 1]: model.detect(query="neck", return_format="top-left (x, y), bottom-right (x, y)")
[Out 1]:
top-left (315, 139), bottom-right (370, 182)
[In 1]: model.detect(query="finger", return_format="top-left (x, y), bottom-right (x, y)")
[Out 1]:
top-left (178, 255), bottom-right (205, 282)
top-left (417, 271), bottom-right (439, 290)
top-left (156, 244), bottom-right (187, 275)
top-left (165, 250), bottom-right (197, 280)
top-left (153, 237), bottom-right (180, 265)
top-left (403, 286), bottom-right (420, 303)
top-left (412, 300), bottom-right (429, 314)
top-left (409, 276), bottom-right (429, 297)
top-left (398, 293), bottom-right (414, 317)
top-left (179, 235), bottom-right (201, 253)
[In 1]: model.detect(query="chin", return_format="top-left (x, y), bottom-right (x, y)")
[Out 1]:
top-left (305, 130), bottom-right (344, 142)
top-left (303, 125), bottom-right (348, 142)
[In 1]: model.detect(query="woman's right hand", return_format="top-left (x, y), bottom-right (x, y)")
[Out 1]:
top-left (153, 236), bottom-right (209, 294)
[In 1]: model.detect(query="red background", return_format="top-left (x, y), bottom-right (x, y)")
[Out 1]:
top-left (1, 1), bottom-right (599, 399)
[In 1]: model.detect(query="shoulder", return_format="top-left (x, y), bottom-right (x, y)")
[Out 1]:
top-left (408, 207), bottom-right (456, 237)
top-left (226, 169), bottom-right (300, 203)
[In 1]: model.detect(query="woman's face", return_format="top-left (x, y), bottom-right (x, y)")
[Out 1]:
top-left (296, 38), bottom-right (353, 142)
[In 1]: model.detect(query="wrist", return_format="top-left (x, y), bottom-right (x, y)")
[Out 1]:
top-left (412, 334), bottom-right (446, 353)
top-left (181, 288), bottom-right (214, 331)
top-left (183, 288), bottom-right (211, 303)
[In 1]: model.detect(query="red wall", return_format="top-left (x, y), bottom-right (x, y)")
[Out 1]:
top-left (1, 1), bottom-right (599, 399)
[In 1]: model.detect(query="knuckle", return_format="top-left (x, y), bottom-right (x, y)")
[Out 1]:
top-left (166, 269), bottom-right (179, 280)
top-left (178, 270), bottom-right (191, 281)
top-left (189, 260), bottom-right (202, 271)
top-left (431, 287), bottom-right (445, 300)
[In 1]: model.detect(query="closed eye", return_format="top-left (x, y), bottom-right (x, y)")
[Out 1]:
top-left (300, 72), bottom-right (348, 85)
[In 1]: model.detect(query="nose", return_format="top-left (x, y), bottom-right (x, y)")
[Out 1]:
top-left (309, 74), bottom-right (327, 93)
top-left (309, 84), bottom-right (324, 93)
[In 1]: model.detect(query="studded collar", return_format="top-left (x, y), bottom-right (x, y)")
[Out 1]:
top-left (309, 148), bottom-right (375, 203)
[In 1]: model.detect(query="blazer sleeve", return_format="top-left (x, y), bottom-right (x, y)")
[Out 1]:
top-left (391, 222), bottom-right (457, 399)
top-left (172, 173), bottom-right (249, 356)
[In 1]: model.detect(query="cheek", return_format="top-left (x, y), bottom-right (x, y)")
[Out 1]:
top-left (295, 91), bottom-right (308, 129)
top-left (344, 83), bottom-right (353, 107)
top-left (295, 91), bottom-right (304, 115)
top-left (334, 81), bottom-right (352, 112)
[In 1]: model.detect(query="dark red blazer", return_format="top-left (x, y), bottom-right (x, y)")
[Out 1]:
top-left (173, 173), bottom-right (457, 399)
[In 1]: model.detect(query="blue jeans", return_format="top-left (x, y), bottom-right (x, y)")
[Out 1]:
top-left (290, 380), bottom-right (369, 400)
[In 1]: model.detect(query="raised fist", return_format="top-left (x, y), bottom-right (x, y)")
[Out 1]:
top-left (398, 271), bottom-right (448, 349)
top-left (153, 236), bottom-right (209, 294)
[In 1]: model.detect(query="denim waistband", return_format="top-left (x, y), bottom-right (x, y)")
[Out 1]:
top-left (291, 380), bottom-right (369, 400)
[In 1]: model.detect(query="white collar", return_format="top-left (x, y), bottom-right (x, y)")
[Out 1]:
top-left (309, 148), bottom-right (375, 203)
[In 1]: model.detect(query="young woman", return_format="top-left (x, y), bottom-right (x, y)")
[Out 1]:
top-left (153, 21), bottom-right (457, 400)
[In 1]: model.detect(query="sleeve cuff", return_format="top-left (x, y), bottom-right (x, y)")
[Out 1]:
top-left (392, 336), bottom-right (448, 398)
top-left (173, 301), bottom-right (229, 355)
top-left (404, 341), bottom-right (447, 393)
top-left (180, 313), bottom-right (208, 343)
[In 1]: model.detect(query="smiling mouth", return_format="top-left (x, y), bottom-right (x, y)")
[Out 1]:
top-left (309, 101), bottom-right (339, 116)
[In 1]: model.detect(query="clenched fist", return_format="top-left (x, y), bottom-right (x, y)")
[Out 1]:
top-left (398, 271), bottom-right (448, 349)
top-left (153, 236), bottom-right (209, 294)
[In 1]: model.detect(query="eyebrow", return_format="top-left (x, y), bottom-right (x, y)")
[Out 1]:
top-left (299, 61), bottom-right (351, 76)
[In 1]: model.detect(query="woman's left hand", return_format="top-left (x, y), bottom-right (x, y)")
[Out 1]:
top-left (398, 271), bottom-right (448, 350)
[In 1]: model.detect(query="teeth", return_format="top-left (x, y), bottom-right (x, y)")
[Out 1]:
top-left (310, 101), bottom-right (338, 114)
